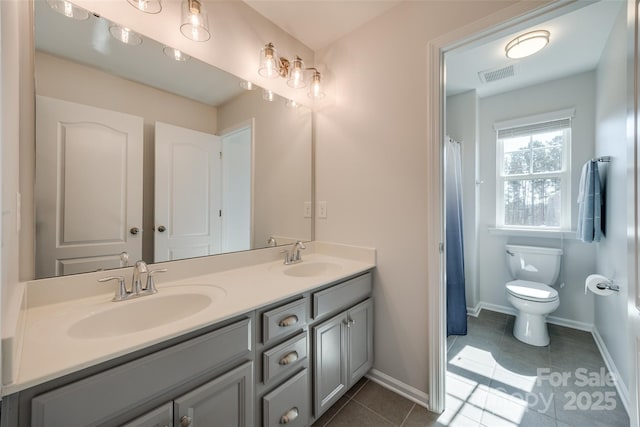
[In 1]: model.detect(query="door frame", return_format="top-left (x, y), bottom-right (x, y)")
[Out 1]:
top-left (425, 0), bottom-right (639, 417)
top-left (218, 118), bottom-right (256, 249)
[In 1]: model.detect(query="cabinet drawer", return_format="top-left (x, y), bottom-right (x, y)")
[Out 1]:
top-left (313, 273), bottom-right (372, 320)
top-left (263, 369), bottom-right (308, 427)
top-left (263, 332), bottom-right (307, 385)
top-left (262, 298), bottom-right (308, 345)
top-left (31, 317), bottom-right (252, 427)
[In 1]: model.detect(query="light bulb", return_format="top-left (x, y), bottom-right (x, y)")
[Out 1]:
top-left (287, 56), bottom-right (306, 88)
top-left (181, 0), bottom-right (211, 42)
top-left (127, 0), bottom-right (162, 14)
top-left (308, 71), bottom-right (325, 99)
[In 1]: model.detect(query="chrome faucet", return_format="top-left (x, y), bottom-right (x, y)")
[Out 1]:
top-left (132, 260), bottom-right (148, 295)
top-left (267, 236), bottom-right (278, 247)
top-left (282, 241), bottom-right (306, 265)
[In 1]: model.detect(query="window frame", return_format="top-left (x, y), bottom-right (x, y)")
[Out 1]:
top-left (494, 109), bottom-right (574, 231)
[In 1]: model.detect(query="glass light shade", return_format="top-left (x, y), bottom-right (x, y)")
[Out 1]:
top-left (46, 0), bottom-right (89, 20)
top-left (163, 46), bottom-right (190, 62)
top-left (127, 0), bottom-right (162, 14)
top-left (308, 71), bottom-right (325, 99)
top-left (505, 30), bottom-right (550, 59)
top-left (240, 81), bottom-right (257, 90)
top-left (258, 43), bottom-right (280, 78)
top-left (262, 89), bottom-right (275, 102)
top-left (287, 56), bottom-right (306, 88)
top-left (181, 0), bottom-right (211, 42)
top-left (109, 25), bottom-right (143, 46)
top-left (285, 99), bottom-right (300, 109)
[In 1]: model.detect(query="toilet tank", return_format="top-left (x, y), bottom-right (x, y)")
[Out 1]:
top-left (505, 244), bottom-right (563, 285)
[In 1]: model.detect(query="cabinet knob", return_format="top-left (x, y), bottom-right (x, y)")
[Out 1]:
top-left (129, 227), bottom-right (140, 235)
top-left (279, 407), bottom-right (299, 424)
top-left (180, 415), bottom-right (192, 427)
top-left (343, 319), bottom-right (351, 328)
top-left (278, 315), bottom-right (298, 327)
top-left (157, 225), bottom-right (167, 232)
top-left (279, 351), bottom-right (299, 365)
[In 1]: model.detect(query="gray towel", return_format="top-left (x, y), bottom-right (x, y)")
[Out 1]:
top-left (576, 160), bottom-right (602, 242)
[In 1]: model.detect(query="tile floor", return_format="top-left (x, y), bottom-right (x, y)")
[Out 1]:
top-left (312, 310), bottom-right (630, 426)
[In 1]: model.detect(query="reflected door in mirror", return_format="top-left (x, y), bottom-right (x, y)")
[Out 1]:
top-left (35, 96), bottom-right (143, 278)
top-left (154, 122), bottom-right (222, 262)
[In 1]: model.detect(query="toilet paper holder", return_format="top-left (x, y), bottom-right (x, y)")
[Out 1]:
top-left (596, 281), bottom-right (619, 292)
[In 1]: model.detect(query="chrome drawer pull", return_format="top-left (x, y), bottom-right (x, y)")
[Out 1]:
top-left (278, 315), bottom-right (299, 327)
top-left (279, 351), bottom-right (299, 365)
top-left (280, 407), bottom-right (299, 424)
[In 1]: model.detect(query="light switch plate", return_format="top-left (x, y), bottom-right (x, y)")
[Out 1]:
top-left (303, 201), bottom-right (312, 218)
top-left (318, 201), bottom-right (327, 219)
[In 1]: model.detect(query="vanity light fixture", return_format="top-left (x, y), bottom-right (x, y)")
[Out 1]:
top-left (505, 30), bottom-right (550, 59)
top-left (181, 0), bottom-right (211, 42)
top-left (285, 99), bottom-right (300, 109)
top-left (240, 81), bottom-right (257, 90)
top-left (127, 0), bottom-right (162, 14)
top-left (263, 89), bottom-right (275, 102)
top-left (258, 42), bottom-right (326, 99)
top-left (163, 46), bottom-right (190, 62)
top-left (109, 25), bottom-right (143, 46)
top-left (46, 0), bottom-right (89, 20)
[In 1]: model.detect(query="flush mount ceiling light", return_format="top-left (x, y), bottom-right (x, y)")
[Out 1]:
top-left (109, 25), bottom-right (143, 45)
top-left (181, 0), bottom-right (211, 42)
top-left (127, 0), bottom-right (162, 14)
top-left (505, 30), bottom-right (550, 59)
top-left (258, 42), bottom-right (326, 100)
top-left (163, 46), bottom-right (190, 62)
top-left (46, 0), bottom-right (89, 20)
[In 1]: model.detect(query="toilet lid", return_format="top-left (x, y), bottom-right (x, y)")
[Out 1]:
top-left (506, 280), bottom-right (558, 302)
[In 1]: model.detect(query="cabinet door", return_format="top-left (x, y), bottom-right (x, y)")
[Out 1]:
top-left (122, 403), bottom-right (173, 427)
top-left (347, 298), bottom-right (374, 386)
top-left (174, 361), bottom-right (253, 427)
top-left (313, 313), bottom-right (348, 417)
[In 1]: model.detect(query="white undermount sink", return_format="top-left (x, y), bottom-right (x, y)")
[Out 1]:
top-left (283, 261), bottom-right (342, 277)
top-left (68, 286), bottom-right (225, 339)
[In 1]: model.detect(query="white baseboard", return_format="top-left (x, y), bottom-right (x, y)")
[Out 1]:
top-left (366, 369), bottom-right (430, 409)
top-left (473, 301), bottom-right (593, 332)
top-left (591, 328), bottom-right (630, 415)
top-left (466, 303), bottom-right (482, 317)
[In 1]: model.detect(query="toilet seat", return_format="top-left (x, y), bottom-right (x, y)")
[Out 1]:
top-left (506, 280), bottom-right (558, 302)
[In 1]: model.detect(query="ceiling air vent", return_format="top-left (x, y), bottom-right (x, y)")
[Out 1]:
top-left (478, 65), bottom-right (515, 84)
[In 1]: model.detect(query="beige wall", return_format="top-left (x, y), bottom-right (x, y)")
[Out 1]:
top-left (217, 90), bottom-right (312, 247)
top-left (314, 0), bottom-right (547, 400)
top-left (35, 51), bottom-right (218, 264)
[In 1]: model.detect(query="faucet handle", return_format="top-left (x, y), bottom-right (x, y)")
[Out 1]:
top-left (98, 276), bottom-right (129, 301)
top-left (145, 268), bottom-right (168, 294)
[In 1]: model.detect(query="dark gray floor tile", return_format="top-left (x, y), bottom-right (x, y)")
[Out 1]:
top-left (489, 362), bottom-right (555, 417)
top-left (345, 377), bottom-right (369, 398)
top-left (549, 342), bottom-right (606, 373)
top-left (499, 333), bottom-right (551, 368)
top-left (448, 335), bottom-right (458, 350)
top-left (312, 395), bottom-right (350, 427)
top-left (353, 381), bottom-right (414, 425)
top-left (401, 404), bottom-right (441, 427)
top-left (476, 310), bottom-right (511, 325)
top-left (326, 400), bottom-right (394, 427)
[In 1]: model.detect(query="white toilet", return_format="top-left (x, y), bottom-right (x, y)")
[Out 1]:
top-left (505, 244), bottom-right (563, 346)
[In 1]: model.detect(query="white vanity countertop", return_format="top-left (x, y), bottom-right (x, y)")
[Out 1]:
top-left (2, 244), bottom-right (375, 395)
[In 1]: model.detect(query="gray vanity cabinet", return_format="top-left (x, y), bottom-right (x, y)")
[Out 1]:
top-left (122, 403), bottom-right (172, 427)
top-left (312, 294), bottom-right (374, 418)
top-left (310, 273), bottom-right (374, 418)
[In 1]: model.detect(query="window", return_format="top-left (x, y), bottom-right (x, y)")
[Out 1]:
top-left (496, 112), bottom-right (572, 230)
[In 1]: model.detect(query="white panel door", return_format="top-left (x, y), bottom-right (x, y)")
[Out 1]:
top-left (35, 96), bottom-right (144, 278)
top-left (221, 125), bottom-right (252, 253)
top-left (154, 122), bottom-right (221, 262)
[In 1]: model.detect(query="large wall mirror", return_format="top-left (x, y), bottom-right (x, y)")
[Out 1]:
top-left (32, 0), bottom-right (312, 279)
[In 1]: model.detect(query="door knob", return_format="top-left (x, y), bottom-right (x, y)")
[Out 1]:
top-left (180, 415), bottom-right (192, 427)
top-left (129, 227), bottom-right (140, 235)
top-left (157, 225), bottom-right (167, 233)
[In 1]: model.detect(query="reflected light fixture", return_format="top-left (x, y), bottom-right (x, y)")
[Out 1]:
top-left (163, 46), bottom-right (190, 62)
top-left (240, 81), bottom-right (257, 90)
top-left (263, 89), bottom-right (275, 102)
top-left (109, 25), bottom-right (143, 45)
top-left (46, 0), bottom-right (89, 20)
top-left (127, 0), bottom-right (162, 14)
top-left (505, 30), bottom-right (550, 59)
top-left (285, 99), bottom-right (300, 109)
top-left (181, 0), bottom-right (211, 42)
top-left (258, 42), bottom-right (326, 101)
